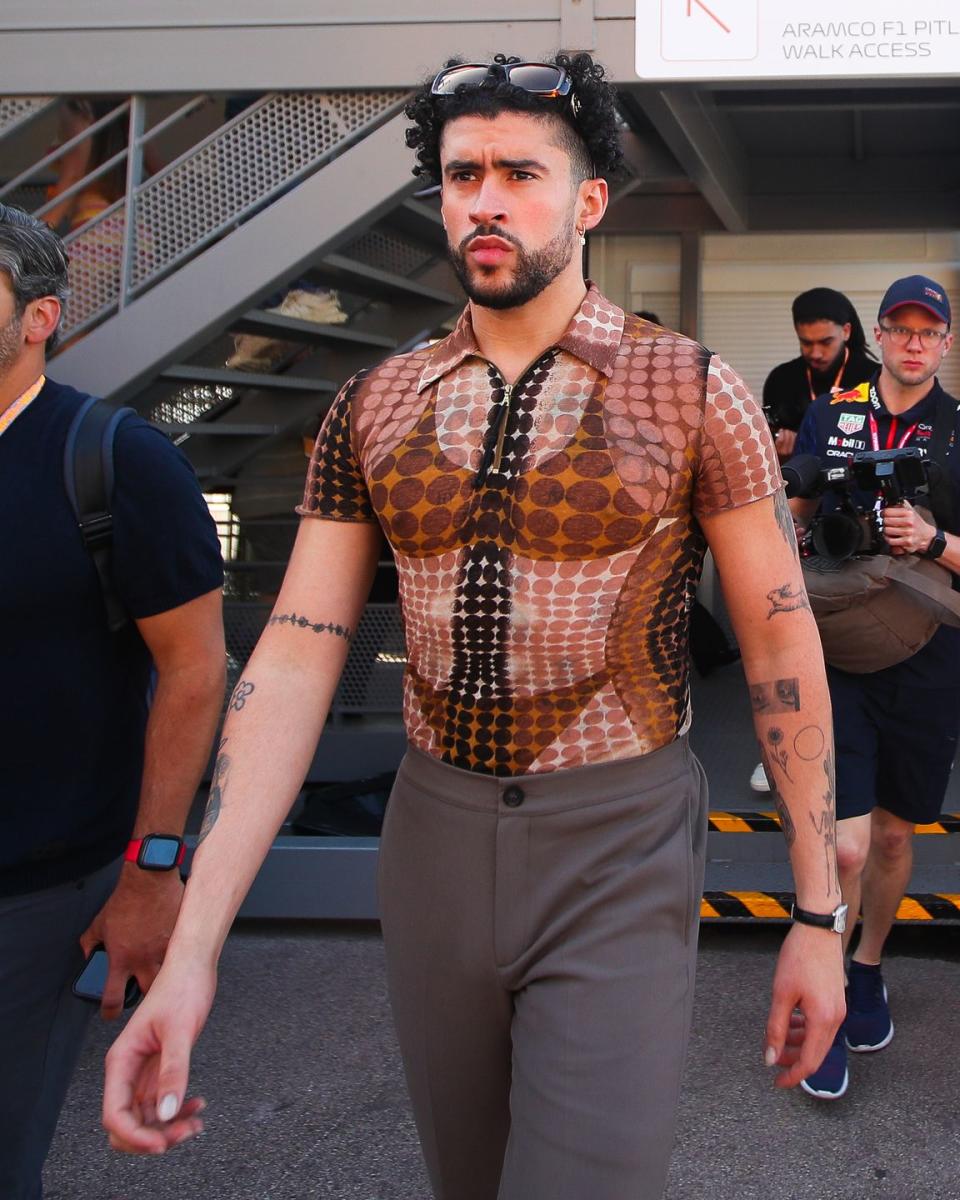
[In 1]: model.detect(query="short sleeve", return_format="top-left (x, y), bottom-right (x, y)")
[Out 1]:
top-left (297, 377), bottom-right (376, 523)
top-left (694, 354), bottom-right (782, 519)
top-left (110, 419), bottom-right (224, 619)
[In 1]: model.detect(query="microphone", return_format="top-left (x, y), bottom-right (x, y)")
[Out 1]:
top-left (781, 454), bottom-right (822, 499)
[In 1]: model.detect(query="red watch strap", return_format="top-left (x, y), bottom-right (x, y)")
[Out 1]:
top-left (123, 836), bottom-right (186, 866)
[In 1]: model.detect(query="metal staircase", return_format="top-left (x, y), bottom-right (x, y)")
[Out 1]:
top-left (1, 91), bottom-right (463, 799)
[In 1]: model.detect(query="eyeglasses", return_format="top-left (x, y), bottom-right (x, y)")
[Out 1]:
top-left (878, 323), bottom-right (949, 348)
top-left (431, 61), bottom-right (581, 116)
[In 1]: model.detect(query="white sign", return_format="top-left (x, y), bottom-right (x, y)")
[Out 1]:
top-left (637, 1), bottom-right (960, 80)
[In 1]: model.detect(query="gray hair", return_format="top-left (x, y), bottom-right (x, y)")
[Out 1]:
top-left (0, 203), bottom-right (69, 352)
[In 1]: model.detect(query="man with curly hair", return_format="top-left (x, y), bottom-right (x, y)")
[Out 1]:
top-left (104, 53), bottom-right (844, 1199)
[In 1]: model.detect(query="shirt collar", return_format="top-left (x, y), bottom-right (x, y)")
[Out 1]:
top-left (416, 283), bottom-right (625, 393)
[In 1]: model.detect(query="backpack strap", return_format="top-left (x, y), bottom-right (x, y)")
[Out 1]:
top-left (63, 397), bottom-right (136, 633)
top-left (883, 557), bottom-right (960, 626)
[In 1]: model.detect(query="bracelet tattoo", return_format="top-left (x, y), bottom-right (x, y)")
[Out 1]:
top-left (199, 737), bottom-right (229, 844)
top-left (268, 612), bottom-right (352, 642)
top-left (749, 677), bottom-right (800, 715)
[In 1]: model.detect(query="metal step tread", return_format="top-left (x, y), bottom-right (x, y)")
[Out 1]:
top-left (160, 422), bottom-right (282, 437)
top-left (708, 809), bottom-right (960, 834)
top-left (313, 253), bottom-right (458, 305)
top-left (700, 888), bottom-right (960, 923)
top-left (161, 364), bottom-right (338, 392)
top-left (233, 309), bottom-right (397, 349)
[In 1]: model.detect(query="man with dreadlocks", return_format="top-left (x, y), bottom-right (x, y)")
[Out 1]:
top-left (763, 287), bottom-right (878, 460)
top-left (104, 53), bottom-right (844, 1199)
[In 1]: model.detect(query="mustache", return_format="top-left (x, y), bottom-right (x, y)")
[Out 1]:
top-left (456, 225), bottom-right (523, 255)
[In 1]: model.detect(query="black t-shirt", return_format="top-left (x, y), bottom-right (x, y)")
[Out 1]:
top-left (1, 377), bottom-right (223, 895)
top-left (763, 347), bottom-right (878, 433)
top-left (796, 375), bottom-right (960, 688)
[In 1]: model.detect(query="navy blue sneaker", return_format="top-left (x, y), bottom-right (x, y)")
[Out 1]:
top-left (845, 960), bottom-right (894, 1052)
top-left (800, 1022), bottom-right (849, 1100)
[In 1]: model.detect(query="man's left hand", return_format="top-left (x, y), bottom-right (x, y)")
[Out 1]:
top-left (883, 500), bottom-right (935, 556)
top-left (764, 923), bottom-right (845, 1089)
top-left (80, 867), bottom-right (185, 1020)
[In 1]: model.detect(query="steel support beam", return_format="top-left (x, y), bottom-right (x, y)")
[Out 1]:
top-left (52, 112), bottom-right (420, 404)
top-left (633, 87), bottom-right (749, 233)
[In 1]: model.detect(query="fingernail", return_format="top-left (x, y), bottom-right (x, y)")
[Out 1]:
top-left (764, 1046), bottom-right (778, 1067)
top-left (158, 1094), bottom-right (179, 1122)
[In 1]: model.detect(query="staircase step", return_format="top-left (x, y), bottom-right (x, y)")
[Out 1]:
top-left (701, 889), bottom-right (960, 924)
top-left (311, 253), bottom-right (458, 305)
top-left (160, 365), bottom-right (338, 392)
top-left (232, 310), bottom-right (397, 349)
top-left (708, 810), bottom-right (960, 835)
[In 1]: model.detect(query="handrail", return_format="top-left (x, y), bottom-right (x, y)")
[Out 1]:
top-left (0, 99), bottom-right (130, 202)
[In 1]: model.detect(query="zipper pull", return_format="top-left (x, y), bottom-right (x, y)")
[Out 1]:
top-left (490, 382), bottom-right (513, 474)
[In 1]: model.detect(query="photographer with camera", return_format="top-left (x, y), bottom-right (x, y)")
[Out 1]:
top-left (763, 288), bottom-right (877, 461)
top-left (787, 275), bottom-right (960, 1101)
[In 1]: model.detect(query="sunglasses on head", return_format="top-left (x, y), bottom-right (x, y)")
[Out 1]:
top-left (430, 61), bottom-right (581, 116)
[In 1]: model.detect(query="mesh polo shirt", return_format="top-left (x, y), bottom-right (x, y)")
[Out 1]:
top-left (301, 285), bottom-right (780, 775)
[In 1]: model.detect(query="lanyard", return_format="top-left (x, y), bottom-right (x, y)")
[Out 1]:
top-left (0, 375), bottom-right (45, 438)
top-left (867, 411), bottom-right (918, 452)
top-left (806, 346), bottom-right (849, 403)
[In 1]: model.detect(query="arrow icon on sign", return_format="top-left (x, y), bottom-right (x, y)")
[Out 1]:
top-left (686, 0), bottom-right (731, 33)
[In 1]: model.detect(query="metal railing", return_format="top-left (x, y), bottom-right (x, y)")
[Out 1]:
top-left (0, 90), bottom-right (408, 341)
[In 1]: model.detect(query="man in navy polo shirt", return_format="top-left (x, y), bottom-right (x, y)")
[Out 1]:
top-left (0, 204), bottom-right (226, 1198)
top-left (792, 274), bottom-right (959, 1100)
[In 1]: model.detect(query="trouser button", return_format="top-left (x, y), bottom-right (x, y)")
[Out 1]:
top-left (503, 785), bottom-right (524, 808)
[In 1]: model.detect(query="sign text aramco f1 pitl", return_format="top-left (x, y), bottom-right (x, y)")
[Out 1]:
top-left (636, 1), bottom-right (960, 81)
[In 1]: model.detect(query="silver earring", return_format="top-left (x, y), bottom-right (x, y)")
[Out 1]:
top-left (577, 226), bottom-right (586, 247)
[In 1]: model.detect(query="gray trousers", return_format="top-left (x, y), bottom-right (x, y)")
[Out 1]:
top-left (378, 737), bottom-right (708, 1200)
top-left (0, 859), bottom-right (120, 1200)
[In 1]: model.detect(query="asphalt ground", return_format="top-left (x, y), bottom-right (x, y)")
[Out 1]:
top-left (46, 919), bottom-right (960, 1200)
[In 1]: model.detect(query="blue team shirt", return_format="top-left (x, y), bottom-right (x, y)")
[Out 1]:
top-left (796, 373), bottom-right (960, 687)
top-left (1, 377), bottom-right (223, 895)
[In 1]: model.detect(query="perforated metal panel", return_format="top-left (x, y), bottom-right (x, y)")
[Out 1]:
top-left (61, 206), bottom-right (126, 335)
top-left (149, 383), bottom-right (234, 427)
top-left (223, 601), bottom-right (406, 717)
top-left (0, 96), bottom-right (54, 140)
top-left (341, 229), bottom-right (435, 279)
top-left (334, 604), bottom-right (406, 714)
top-left (131, 91), bottom-right (407, 293)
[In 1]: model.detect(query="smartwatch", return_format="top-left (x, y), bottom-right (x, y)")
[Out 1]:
top-left (124, 834), bottom-right (186, 872)
top-left (921, 529), bottom-right (947, 560)
top-left (790, 901), bottom-right (848, 934)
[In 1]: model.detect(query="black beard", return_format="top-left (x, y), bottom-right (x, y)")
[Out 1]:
top-left (448, 222), bottom-right (578, 311)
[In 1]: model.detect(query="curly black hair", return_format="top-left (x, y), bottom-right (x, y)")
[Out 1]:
top-left (405, 52), bottom-right (624, 185)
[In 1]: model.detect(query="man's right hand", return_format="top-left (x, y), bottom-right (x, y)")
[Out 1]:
top-left (774, 428), bottom-right (798, 459)
top-left (102, 961), bottom-right (215, 1154)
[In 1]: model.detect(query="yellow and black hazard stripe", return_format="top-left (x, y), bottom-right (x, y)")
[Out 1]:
top-left (708, 812), bottom-right (960, 834)
top-left (701, 891), bottom-right (960, 922)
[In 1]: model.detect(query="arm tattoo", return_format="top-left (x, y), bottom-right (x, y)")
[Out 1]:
top-left (809, 757), bottom-right (838, 897)
top-left (766, 582), bottom-right (811, 619)
top-left (749, 677), bottom-right (800, 714)
top-left (794, 724), bottom-right (826, 761)
top-left (228, 679), bottom-right (255, 712)
top-left (199, 738), bottom-right (229, 845)
top-left (773, 489), bottom-right (799, 561)
top-left (268, 612), bottom-right (352, 642)
top-left (758, 740), bottom-right (796, 848)
top-left (764, 726), bottom-right (793, 782)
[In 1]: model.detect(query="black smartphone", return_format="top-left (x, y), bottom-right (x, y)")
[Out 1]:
top-left (72, 945), bottom-right (142, 1008)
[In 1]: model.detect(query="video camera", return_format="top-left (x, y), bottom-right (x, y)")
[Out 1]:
top-left (782, 447), bottom-right (931, 562)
